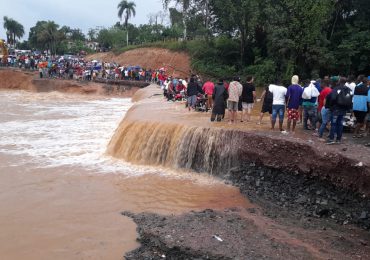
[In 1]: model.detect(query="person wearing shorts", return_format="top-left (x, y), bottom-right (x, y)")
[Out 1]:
top-left (241, 76), bottom-right (256, 122)
top-left (227, 77), bottom-right (243, 124)
top-left (286, 75), bottom-right (304, 132)
top-left (257, 86), bottom-right (273, 125)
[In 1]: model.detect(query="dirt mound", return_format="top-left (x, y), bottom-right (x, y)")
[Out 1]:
top-left (0, 69), bottom-right (140, 97)
top-left (124, 209), bottom-right (370, 259)
top-left (0, 69), bottom-right (36, 90)
top-left (85, 48), bottom-right (191, 78)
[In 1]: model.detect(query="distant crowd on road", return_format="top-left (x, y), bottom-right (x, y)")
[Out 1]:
top-left (1, 53), bottom-right (167, 83)
top-left (160, 74), bottom-right (370, 145)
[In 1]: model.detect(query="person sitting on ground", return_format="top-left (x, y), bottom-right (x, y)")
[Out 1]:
top-left (269, 79), bottom-right (287, 132)
top-left (202, 80), bottom-right (215, 111)
top-left (352, 75), bottom-right (369, 138)
top-left (286, 75), bottom-right (303, 133)
top-left (227, 76), bottom-right (243, 124)
top-left (176, 80), bottom-right (186, 94)
top-left (211, 79), bottom-right (228, 122)
top-left (241, 76), bottom-right (256, 122)
top-left (257, 85), bottom-right (273, 125)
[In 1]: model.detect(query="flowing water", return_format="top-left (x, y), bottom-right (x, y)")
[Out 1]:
top-left (0, 90), bottom-right (249, 260)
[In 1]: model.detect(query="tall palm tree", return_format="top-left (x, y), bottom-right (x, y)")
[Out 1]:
top-left (117, 0), bottom-right (136, 46)
top-left (37, 21), bottom-right (59, 55)
top-left (3, 16), bottom-right (24, 46)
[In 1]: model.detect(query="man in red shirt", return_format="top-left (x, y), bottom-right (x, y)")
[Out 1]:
top-left (317, 79), bottom-right (332, 126)
top-left (203, 81), bottom-right (215, 110)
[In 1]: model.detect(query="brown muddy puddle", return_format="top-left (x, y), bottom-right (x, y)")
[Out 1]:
top-left (0, 154), bottom-right (249, 260)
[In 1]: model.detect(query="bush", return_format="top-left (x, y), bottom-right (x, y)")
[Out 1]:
top-left (244, 59), bottom-right (277, 87)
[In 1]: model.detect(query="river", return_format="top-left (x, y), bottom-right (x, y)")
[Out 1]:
top-left (0, 90), bottom-right (249, 259)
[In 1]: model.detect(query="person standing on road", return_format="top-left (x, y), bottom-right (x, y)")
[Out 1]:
top-left (327, 77), bottom-right (352, 144)
top-left (187, 77), bottom-right (203, 111)
top-left (286, 75), bottom-right (303, 133)
top-left (241, 76), bottom-right (256, 122)
top-left (269, 79), bottom-right (287, 132)
top-left (317, 79), bottom-right (333, 139)
top-left (352, 75), bottom-right (369, 138)
top-left (257, 85), bottom-right (273, 125)
top-left (211, 79), bottom-right (228, 122)
top-left (203, 80), bottom-right (215, 111)
top-left (227, 76), bottom-right (243, 124)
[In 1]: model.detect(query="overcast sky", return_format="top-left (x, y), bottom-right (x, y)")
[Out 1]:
top-left (0, 0), bottom-right (166, 41)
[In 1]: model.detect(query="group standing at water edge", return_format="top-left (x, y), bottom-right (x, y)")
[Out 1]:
top-left (161, 74), bottom-right (370, 145)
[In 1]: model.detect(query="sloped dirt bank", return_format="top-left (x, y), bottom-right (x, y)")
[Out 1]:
top-left (117, 85), bottom-right (370, 259)
top-left (123, 207), bottom-right (370, 260)
top-left (0, 69), bottom-right (141, 96)
top-left (122, 163), bottom-right (370, 259)
top-left (86, 48), bottom-right (191, 78)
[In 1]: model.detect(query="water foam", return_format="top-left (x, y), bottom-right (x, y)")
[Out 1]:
top-left (0, 91), bottom-right (223, 184)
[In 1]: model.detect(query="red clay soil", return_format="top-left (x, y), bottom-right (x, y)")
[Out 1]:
top-left (85, 48), bottom-right (192, 78)
top-left (0, 69), bottom-right (140, 97)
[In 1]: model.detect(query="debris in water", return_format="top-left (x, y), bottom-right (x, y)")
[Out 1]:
top-left (213, 235), bottom-right (223, 242)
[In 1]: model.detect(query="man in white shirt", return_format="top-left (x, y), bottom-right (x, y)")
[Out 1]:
top-left (269, 80), bottom-right (287, 132)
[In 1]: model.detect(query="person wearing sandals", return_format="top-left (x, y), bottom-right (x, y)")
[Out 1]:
top-left (352, 75), bottom-right (369, 138)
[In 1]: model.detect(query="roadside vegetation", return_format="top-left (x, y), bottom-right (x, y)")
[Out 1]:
top-left (2, 0), bottom-right (370, 84)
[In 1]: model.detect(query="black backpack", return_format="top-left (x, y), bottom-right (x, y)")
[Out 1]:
top-left (335, 87), bottom-right (352, 109)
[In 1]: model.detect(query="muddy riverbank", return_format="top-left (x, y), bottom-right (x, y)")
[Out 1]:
top-left (0, 68), bottom-right (142, 96)
top-left (112, 85), bottom-right (370, 259)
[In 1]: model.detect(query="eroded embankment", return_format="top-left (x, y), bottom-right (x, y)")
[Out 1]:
top-left (86, 47), bottom-right (191, 78)
top-left (0, 69), bottom-right (141, 96)
top-left (109, 85), bottom-right (370, 258)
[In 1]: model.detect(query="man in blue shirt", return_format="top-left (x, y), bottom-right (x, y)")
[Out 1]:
top-left (353, 76), bottom-right (369, 138)
top-left (286, 75), bottom-right (303, 133)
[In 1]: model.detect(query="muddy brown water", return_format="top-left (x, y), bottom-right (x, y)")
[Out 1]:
top-left (0, 90), bottom-right (249, 259)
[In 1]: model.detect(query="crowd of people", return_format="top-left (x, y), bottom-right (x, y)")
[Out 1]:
top-left (3, 52), bottom-right (370, 145)
top-left (161, 74), bottom-right (370, 145)
top-left (1, 53), bottom-right (166, 83)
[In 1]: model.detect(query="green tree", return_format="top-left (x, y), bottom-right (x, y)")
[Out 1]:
top-left (117, 0), bottom-right (136, 28)
top-left (87, 28), bottom-right (97, 41)
top-left (37, 21), bottom-right (60, 55)
top-left (162, 0), bottom-right (191, 40)
top-left (117, 0), bottom-right (136, 46)
top-left (3, 16), bottom-right (24, 46)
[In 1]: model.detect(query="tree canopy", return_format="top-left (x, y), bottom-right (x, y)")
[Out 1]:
top-left (12, 0), bottom-right (369, 82)
top-left (3, 16), bottom-right (24, 46)
top-left (117, 0), bottom-right (136, 29)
